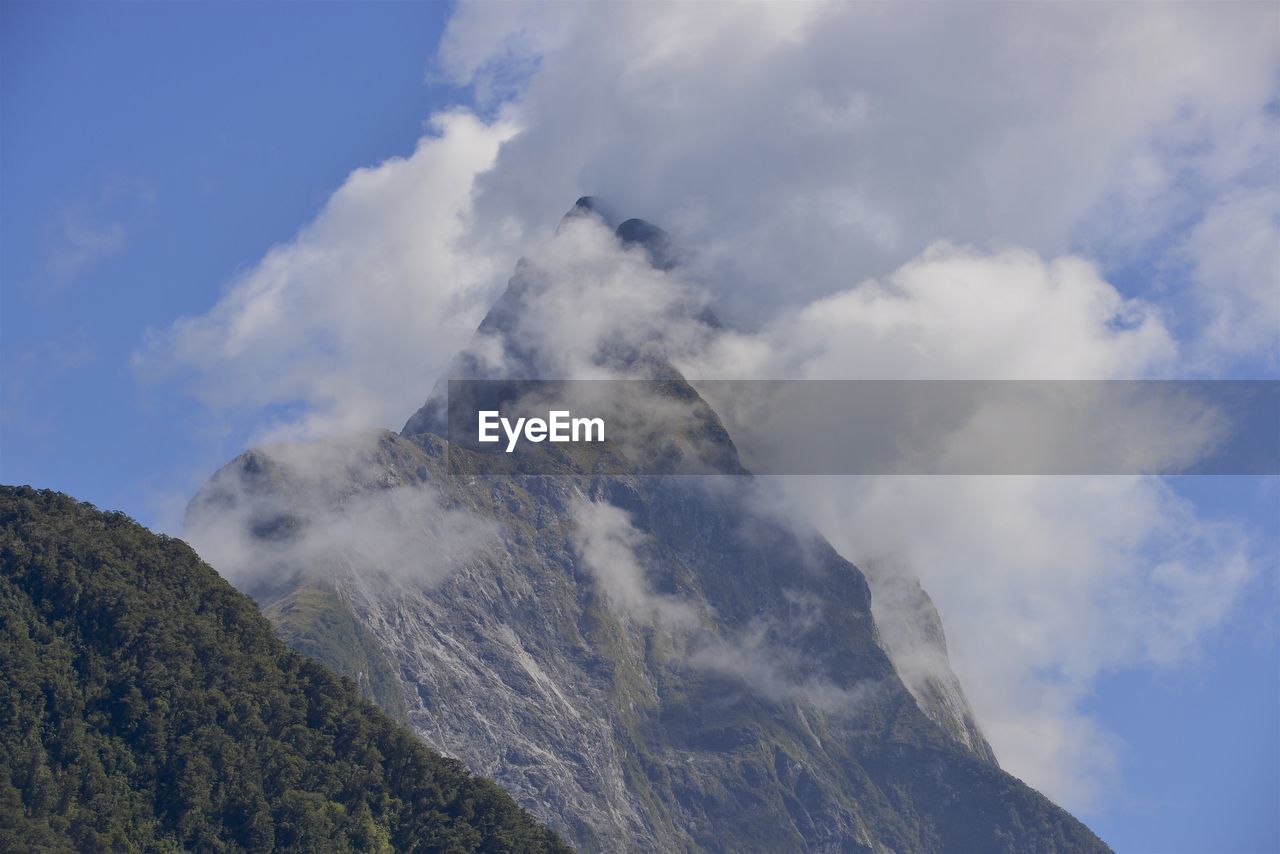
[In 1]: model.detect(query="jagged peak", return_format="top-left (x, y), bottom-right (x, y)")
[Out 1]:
top-left (558, 198), bottom-right (680, 270)
top-left (558, 195), bottom-right (616, 230)
top-left (615, 217), bottom-right (679, 270)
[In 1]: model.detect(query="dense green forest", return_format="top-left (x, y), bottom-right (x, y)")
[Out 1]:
top-left (0, 486), bottom-right (568, 853)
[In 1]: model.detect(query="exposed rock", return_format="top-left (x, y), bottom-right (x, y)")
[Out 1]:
top-left (187, 203), bottom-right (1110, 853)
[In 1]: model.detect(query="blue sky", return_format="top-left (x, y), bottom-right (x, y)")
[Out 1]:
top-left (2, 1), bottom-right (455, 517)
top-left (2, 3), bottom-right (1277, 852)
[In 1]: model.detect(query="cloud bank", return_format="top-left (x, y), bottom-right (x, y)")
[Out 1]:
top-left (442, 1), bottom-right (1278, 361)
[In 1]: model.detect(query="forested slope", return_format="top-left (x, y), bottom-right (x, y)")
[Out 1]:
top-left (0, 485), bottom-right (568, 853)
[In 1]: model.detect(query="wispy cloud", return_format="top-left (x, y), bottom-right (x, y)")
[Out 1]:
top-left (689, 617), bottom-right (882, 717)
top-left (570, 496), bottom-right (697, 628)
top-left (184, 431), bottom-right (499, 596)
top-left (47, 177), bottom-right (155, 288)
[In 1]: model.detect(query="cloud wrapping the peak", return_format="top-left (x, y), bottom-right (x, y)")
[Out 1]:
top-left (443, 0), bottom-right (1279, 358)
top-left (498, 215), bottom-right (713, 379)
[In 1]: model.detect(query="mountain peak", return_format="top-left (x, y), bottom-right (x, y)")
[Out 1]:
top-left (615, 216), bottom-right (679, 270)
top-left (559, 197), bottom-right (680, 269)
top-left (401, 199), bottom-right (709, 439)
top-left (559, 195), bottom-right (615, 230)
top-left (192, 199), bottom-right (1111, 853)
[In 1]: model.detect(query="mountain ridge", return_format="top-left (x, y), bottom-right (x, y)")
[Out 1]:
top-left (186, 202), bottom-right (1111, 852)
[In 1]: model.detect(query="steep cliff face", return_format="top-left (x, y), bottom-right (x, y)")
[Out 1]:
top-left (861, 562), bottom-right (997, 765)
top-left (185, 203), bottom-right (1110, 853)
top-left (189, 431), bottom-right (1105, 853)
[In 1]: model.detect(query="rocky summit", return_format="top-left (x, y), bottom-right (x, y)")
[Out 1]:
top-left (186, 202), bottom-right (1111, 853)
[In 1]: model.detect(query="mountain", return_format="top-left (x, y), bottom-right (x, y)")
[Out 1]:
top-left (185, 202), bottom-right (1111, 852)
top-left (860, 562), bottom-right (997, 765)
top-left (0, 486), bottom-right (568, 853)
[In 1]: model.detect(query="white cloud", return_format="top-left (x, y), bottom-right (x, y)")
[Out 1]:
top-left (493, 214), bottom-right (712, 378)
top-left (1185, 187), bottom-right (1280, 367)
top-left (768, 473), bottom-right (1251, 807)
top-left (684, 243), bottom-right (1176, 382)
top-left (185, 432), bottom-right (499, 594)
top-left (443, 1), bottom-right (1279, 347)
top-left (570, 496), bottom-right (696, 627)
top-left (136, 111), bottom-right (519, 442)
top-left (688, 618), bottom-right (882, 716)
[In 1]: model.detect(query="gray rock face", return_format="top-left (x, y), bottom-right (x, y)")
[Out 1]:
top-left (189, 431), bottom-right (1105, 853)
top-left (186, 204), bottom-right (1110, 853)
top-left (861, 561), bottom-right (997, 765)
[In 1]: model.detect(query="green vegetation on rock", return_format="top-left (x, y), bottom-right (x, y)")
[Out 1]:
top-left (265, 584), bottom-right (409, 723)
top-left (0, 486), bottom-right (568, 853)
